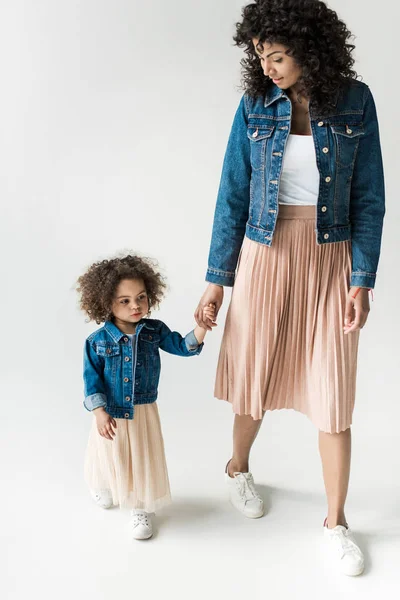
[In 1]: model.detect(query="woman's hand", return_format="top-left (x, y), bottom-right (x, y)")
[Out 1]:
top-left (193, 304), bottom-right (217, 344)
top-left (343, 287), bottom-right (370, 335)
top-left (93, 407), bottom-right (117, 440)
top-left (195, 284), bottom-right (224, 331)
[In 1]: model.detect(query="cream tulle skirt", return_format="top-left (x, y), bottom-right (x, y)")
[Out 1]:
top-left (84, 402), bottom-right (171, 512)
top-left (215, 205), bottom-right (360, 434)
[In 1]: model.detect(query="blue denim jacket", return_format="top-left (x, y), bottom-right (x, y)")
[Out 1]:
top-left (206, 80), bottom-right (385, 289)
top-left (83, 319), bottom-right (203, 419)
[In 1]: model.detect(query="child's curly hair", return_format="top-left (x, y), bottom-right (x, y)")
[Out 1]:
top-left (77, 254), bottom-right (167, 324)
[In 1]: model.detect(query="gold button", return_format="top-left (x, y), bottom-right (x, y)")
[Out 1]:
top-left (318, 121), bottom-right (324, 127)
top-left (322, 147), bottom-right (329, 154)
top-left (124, 377), bottom-right (129, 383)
top-left (325, 176), bottom-right (331, 183)
top-left (321, 206), bottom-right (327, 212)
top-left (324, 233), bottom-right (329, 240)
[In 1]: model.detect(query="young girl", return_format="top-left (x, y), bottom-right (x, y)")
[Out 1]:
top-left (77, 253), bottom-right (215, 540)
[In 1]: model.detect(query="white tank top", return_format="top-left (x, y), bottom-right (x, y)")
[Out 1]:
top-left (278, 134), bottom-right (320, 206)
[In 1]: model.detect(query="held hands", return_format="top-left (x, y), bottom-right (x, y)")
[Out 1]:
top-left (93, 407), bottom-right (117, 440)
top-left (195, 284), bottom-right (224, 331)
top-left (203, 303), bottom-right (217, 327)
top-left (194, 303), bottom-right (217, 344)
top-left (343, 287), bottom-right (370, 335)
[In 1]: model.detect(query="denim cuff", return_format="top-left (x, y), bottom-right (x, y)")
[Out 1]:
top-left (350, 271), bottom-right (376, 289)
top-left (184, 330), bottom-right (203, 354)
top-left (84, 393), bottom-right (107, 412)
top-left (205, 268), bottom-right (234, 287)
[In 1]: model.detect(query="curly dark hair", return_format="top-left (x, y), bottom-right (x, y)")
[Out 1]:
top-left (77, 254), bottom-right (167, 324)
top-left (234, 0), bottom-right (358, 115)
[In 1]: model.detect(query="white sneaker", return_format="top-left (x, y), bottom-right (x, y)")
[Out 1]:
top-left (225, 468), bottom-right (264, 519)
top-left (131, 510), bottom-right (153, 540)
top-left (324, 520), bottom-right (365, 576)
top-left (90, 489), bottom-right (113, 509)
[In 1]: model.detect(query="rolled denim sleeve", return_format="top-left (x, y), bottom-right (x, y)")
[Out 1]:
top-left (83, 340), bottom-right (107, 412)
top-left (159, 323), bottom-right (203, 357)
top-left (349, 87), bottom-right (385, 289)
top-left (206, 94), bottom-right (251, 287)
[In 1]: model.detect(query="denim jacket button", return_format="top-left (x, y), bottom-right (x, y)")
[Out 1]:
top-left (252, 129), bottom-right (259, 138)
top-left (346, 128), bottom-right (352, 134)
top-left (106, 349), bottom-right (111, 354)
top-left (124, 357), bottom-right (130, 362)
top-left (124, 377), bottom-right (129, 383)
top-left (321, 206), bottom-right (327, 212)
top-left (318, 121), bottom-right (324, 127)
top-left (322, 147), bottom-right (329, 154)
top-left (124, 413), bottom-right (129, 418)
top-left (125, 396), bottom-right (131, 401)
top-left (324, 233), bottom-right (330, 239)
top-left (325, 176), bottom-right (331, 183)
top-left (123, 337), bottom-right (129, 342)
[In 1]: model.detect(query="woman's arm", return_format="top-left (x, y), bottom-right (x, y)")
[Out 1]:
top-left (349, 86), bottom-right (385, 289)
top-left (206, 94), bottom-right (252, 287)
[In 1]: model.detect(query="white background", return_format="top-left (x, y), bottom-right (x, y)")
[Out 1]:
top-left (1, 1), bottom-right (399, 598)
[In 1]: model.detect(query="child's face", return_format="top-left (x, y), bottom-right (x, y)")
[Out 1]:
top-left (111, 278), bottom-right (149, 325)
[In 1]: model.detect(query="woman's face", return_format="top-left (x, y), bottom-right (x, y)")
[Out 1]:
top-left (253, 40), bottom-right (302, 89)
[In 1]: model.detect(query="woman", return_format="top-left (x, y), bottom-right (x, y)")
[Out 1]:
top-left (195, 0), bottom-right (385, 576)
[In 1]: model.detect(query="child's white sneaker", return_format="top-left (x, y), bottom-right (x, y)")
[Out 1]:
top-left (90, 489), bottom-right (113, 509)
top-left (323, 520), bottom-right (365, 576)
top-left (225, 469), bottom-right (264, 518)
top-left (131, 510), bottom-right (153, 540)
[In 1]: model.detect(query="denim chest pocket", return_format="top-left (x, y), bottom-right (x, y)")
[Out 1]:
top-left (138, 333), bottom-right (161, 391)
top-left (330, 124), bottom-right (364, 168)
top-left (140, 333), bottom-right (160, 346)
top-left (95, 344), bottom-right (121, 371)
top-left (247, 124), bottom-right (274, 171)
top-left (140, 333), bottom-right (161, 363)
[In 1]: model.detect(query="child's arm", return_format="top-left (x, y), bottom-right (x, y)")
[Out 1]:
top-left (159, 304), bottom-right (216, 357)
top-left (83, 340), bottom-right (108, 412)
top-left (83, 340), bottom-right (117, 440)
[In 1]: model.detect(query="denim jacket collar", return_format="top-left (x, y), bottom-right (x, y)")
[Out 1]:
top-left (103, 319), bottom-right (155, 343)
top-left (264, 83), bottom-right (288, 107)
top-left (264, 82), bottom-right (340, 116)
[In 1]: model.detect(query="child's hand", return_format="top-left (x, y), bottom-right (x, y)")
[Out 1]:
top-left (93, 407), bottom-right (117, 440)
top-left (203, 303), bottom-right (217, 328)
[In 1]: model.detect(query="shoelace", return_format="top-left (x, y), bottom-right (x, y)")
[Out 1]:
top-left (330, 529), bottom-right (362, 559)
top-left (235, 473), bottom-right (260, 503)
top-left (132, 512), bottom-right (149, 527)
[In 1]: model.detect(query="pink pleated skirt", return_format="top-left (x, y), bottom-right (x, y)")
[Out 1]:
top-left (215, 205), bottom-right (360, 434)
top-left (84, 403), bottom-right (171, 512)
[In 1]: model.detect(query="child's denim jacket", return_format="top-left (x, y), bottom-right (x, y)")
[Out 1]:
top-left (83, 319), bottom-right (203, 419)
